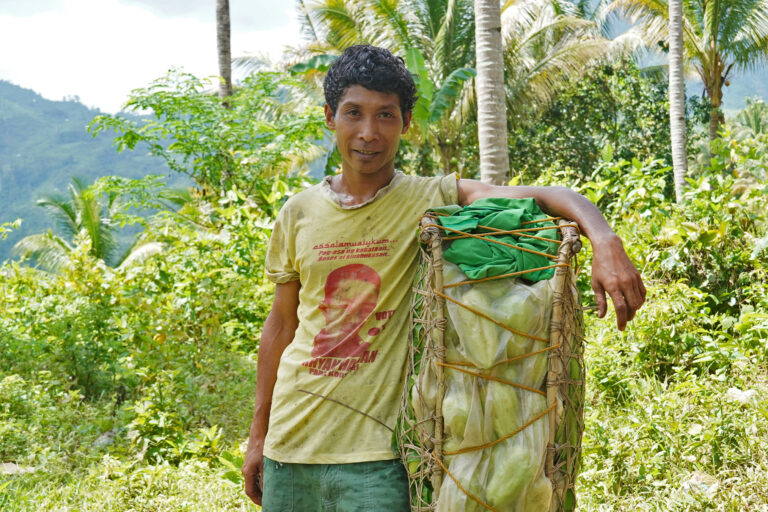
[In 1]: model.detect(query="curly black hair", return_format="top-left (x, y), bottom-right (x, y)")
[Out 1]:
top-left (323, 45), bottom-right (417, 117)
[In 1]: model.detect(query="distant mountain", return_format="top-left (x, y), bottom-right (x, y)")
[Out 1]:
top-left (0, 80), bottom-right (189, 263)
top-left (719, 67), bottom-right (768, 111)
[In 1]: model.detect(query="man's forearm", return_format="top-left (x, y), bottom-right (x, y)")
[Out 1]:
top-left (249, 325), bottom-right (292, 442)
top-left (248, 280), bottom-right (300, 442)
top-left (457, 179), bottom-right (645, 329)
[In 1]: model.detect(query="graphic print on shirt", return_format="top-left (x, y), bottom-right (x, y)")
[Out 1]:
top-left (312, 238), bottom-right (398, 262)
top-left (302, 263), bottom-right (394, 378)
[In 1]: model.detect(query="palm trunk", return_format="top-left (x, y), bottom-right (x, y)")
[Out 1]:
top-left (706, 53), bottom-right (724, 143)
top-left (216, 0), bottom-right (233, 101)
top-left (708, 95), bottom-right (724, 143)
top-left (475, 0), bottom-right (510, 185)
top-left (668, 0), bottom-right (688, 203)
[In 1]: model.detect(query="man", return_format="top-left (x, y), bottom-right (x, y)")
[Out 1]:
top-left (243, 44), bottom-right (645, 510)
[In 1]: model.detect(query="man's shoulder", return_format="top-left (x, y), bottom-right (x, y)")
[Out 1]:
top-left (279, 182), bottom-right (326, 210)
top-left (396, 172), bottom-right (449, 186)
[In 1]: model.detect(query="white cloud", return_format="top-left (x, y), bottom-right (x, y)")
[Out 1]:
top-left (0, 0), bottom-right (302, 112)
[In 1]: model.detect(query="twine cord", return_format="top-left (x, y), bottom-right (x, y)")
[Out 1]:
top-left (296, 389), bottom-right (393, 432)
top-left (443, 403), bottom-right (556, 456)
top-left (422, 223), bottom-right (559, 260)
top-left (436, 361), bottom-right (546, 396)
top-left (443, 263), bottom-right (570, 288)
top-left (433, 289), bottom-right (549, 343)
top-left (432, 454), bottom-right (500, 512)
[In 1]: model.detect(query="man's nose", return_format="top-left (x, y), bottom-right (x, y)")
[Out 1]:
top-left (358, 117), bottom-right (378, 141)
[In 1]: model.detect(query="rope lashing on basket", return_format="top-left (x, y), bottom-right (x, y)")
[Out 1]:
top-left (422, 223), bottom-right (559, 260)
top-left (438, 343), bottom-right (563, 370)
top-left (442, 402), bottom-right (556, 456)
top-left (433, 288), bottom-right (549, 343)
top-left (443, 224), bottom-right (577, 244)
top-left (425, 212), bottom-right (580, 233)
top-left (436, 361), bottom-right (546, 396)
top-left (424, 211), bottom-right (580, 243)
top-left (432, 454), bottom-right (500, 512)
top-left (443, 263), bottom-right (570, 289)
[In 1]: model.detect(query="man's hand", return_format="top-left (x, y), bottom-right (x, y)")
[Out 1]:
top-left (242, 437), bottom-right (265, 505)
top-left (589, 233), bottom-right (646, 330)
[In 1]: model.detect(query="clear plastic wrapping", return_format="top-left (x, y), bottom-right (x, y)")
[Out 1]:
top-left (412, 262), bottom-right (555, 511)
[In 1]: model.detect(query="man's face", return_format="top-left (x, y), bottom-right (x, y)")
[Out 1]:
top-left (320, 278), bottom-right (378, 335)
top-left (325, 85), bottom-right (412, 177)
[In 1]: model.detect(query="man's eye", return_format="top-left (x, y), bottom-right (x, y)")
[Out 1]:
top-left (380, 112), bottom-right (394, 118)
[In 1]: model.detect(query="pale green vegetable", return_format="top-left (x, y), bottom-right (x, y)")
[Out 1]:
top-left (497, 289), bottom-right (541, 358)
top-left (443, 261), bottom-right (466, 285)
top-left (489, 380), bottom-right (520, 438)
top-left (474, 277), bottom-right (509, 299)
top-left (445, 322), bottom-right (464, 363)
top-left (443, 387), bottom-right (470, 438)
top-left (456, 287), bottom-right (498, 368)
top-left (525, 341), bottom-right (550, 389)
top-left (486, 441), bottom-right (538, 508)
top-left (524, 476), bottom-right (553, 512)
top-left (431, 275), bottom-right (561, 511)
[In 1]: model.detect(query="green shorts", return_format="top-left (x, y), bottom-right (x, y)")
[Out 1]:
top-left (261, 456), bottom-right (410, 512)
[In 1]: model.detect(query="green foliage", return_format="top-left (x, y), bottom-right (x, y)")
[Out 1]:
top-left (733, 97), bottom-right (768, 136)
top-left (510, 62), bottom-right (674, 181)
top-left (89, 70), bottom-right (326, 204)
top-left (0, 219), bottom-right (21, 241)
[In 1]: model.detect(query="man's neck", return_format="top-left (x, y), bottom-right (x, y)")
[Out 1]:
top-left (330, 169), bottom-right (396, 207)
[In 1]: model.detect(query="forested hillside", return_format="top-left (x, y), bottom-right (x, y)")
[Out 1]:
top-left (720, 68), bottom-right (768, 110)
top-left (0, 81), bottom-right (187, 262)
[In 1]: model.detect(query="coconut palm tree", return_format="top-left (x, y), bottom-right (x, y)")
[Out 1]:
top-left (12, 178), bottom-right (161, 272)
top-left (476, 0), bottom-right (510, 184)
top-left (217, 0), bottom-right (233, 101)
top-left (603, 0), bottom-right (768, 142)
top-left (668, 0), bottom-right (688, 202)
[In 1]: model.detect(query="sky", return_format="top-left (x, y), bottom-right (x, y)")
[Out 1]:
top-left (0, 0), bottom-right (304, 113)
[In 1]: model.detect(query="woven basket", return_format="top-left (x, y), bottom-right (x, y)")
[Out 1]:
top-left (397, 214), bottom-right (584, 512)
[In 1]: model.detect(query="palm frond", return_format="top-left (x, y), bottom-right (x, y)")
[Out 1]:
top-left (117, 241), bottom-right (165, 270)
top-left (12, 231), bottom-right (73, 273)
top-left (35, 194), bottom-right (78, 240)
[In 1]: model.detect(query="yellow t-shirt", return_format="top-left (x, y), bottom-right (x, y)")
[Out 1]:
top-left (264, 171), bottom-right (458, 463)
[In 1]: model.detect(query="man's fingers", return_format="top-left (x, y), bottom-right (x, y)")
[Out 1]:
top-left (593, 281), bottom-right (607, 318)
top-left (244, 472), bottom-right (262, 505)
top-left (610, 290), bottom-right (628, 331)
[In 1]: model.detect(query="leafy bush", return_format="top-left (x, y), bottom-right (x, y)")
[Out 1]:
top-left (89, 70), bottom-right (326, 211)
top-left (509, 61), bottom-right (675, 181)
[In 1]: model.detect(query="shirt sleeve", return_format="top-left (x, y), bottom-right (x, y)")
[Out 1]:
top-left (439, 172), bottom-right (460, 206)
top-left (265, 204), bottom-right (300, 284)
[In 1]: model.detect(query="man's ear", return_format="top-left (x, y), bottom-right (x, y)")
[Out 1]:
top-left (324, 104), bottom-right (336, 130)
top-left (401, 111), bottom-right (412, 134)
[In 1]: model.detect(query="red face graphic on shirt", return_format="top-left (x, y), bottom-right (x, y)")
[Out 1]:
top-left (312, 264), bottom-right (381, 358)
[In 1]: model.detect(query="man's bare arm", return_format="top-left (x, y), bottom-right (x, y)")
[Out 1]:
top-left (457, 180), bottom-right (646, 330)
top-left (242, 280), bottom-right (300, 505)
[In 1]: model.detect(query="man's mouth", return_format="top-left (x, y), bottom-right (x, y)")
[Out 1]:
top-left (355, 149), bottom-right (379, 155)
